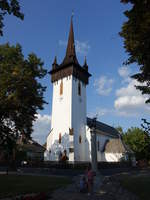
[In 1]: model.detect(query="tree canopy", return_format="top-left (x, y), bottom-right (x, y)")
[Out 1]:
top-left (123, 127), bottom-right (150, 160)
top-left (0, 0), bottom-right (24, 36)
top-left (0, 43), bottom-right (47, 154)
top-left (116, 126), bottom-right (124, 135)
top-left (120, 0), bottom-right (150, 103)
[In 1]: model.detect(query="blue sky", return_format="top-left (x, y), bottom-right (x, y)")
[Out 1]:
top-left (1, 0), bottom-right (149, 144)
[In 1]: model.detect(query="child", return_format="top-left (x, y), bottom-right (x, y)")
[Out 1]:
top-left (86, 165), bottom-right (95, 195)
top-left (79, 175), bottom-right (87, 193)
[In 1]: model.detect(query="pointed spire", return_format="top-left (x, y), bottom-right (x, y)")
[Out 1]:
top-left (61, 16), bottom-right (79, 66)
top-left (83, 56), bottom-right (88, 71)
top-left (52, 56), bottom-right (58, 70)
top-left (65, 16), bottom-right (76, 58)
top-left (53, 56), bottom-right (57, 65)
top-left (84, 56), bottom-right (87, 66)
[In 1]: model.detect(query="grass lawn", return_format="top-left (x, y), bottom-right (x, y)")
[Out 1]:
top-left (119, 172), bottom-right (150, 200)
top-left (0, 174), bottom-right (72, 198)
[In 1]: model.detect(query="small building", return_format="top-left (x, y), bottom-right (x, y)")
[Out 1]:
top-left (86, 118), bottom-right (129, 162)
top-left (17, 136), bottom-right (45, 162)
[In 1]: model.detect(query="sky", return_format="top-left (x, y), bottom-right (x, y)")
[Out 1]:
top-left (1, 0), bottom-right (150, 144)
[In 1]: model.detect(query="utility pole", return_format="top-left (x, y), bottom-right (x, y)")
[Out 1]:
top-left (90, 117), bottom-right (98, 173)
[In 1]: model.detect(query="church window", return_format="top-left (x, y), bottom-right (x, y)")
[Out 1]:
top-left (79, 135), bottom-right (82, 143)
top-left (59, 133), bottom-right (61, 144)
top-left (69, 148), bottom-right (74, 153)
top-left (97, 141), bottom-right (100, 151)
top-left (78, 81), bottom-right (81, 96)
top-left (60, 80), bottom-right (63, 95)
top-left (69, 128), bottom-right (74, 135)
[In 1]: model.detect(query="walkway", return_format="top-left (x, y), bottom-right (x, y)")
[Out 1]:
top-left (51, 173), bottom-right (139, 200)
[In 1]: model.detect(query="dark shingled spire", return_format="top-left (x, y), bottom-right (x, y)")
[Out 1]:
top-left (49, 17), bottom-right (91, 84)
top-left (52, 56), bottom-right (58, 70)
top-left (66, 16), bottom-right (75, 57)
top-left (61, 16), bottom-right (79, 66)
top-left (83, 56), bottom-right (88, 71)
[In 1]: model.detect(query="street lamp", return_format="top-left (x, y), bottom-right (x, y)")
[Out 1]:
top-left (89, 117), bottom-right (98, 173)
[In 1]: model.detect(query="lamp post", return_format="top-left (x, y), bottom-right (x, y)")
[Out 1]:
top-left (90, 117), bottom-right (98, 173)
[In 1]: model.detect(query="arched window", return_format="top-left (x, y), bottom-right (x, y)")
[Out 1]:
top-left (79, 135), bottom-right (82, 144)
top-left (78, 81), bottom-right (81, 96)
top-left (59, 133), bottom-right (61, 144)
top-left (69, 128), bottom-right (74, 135)
top-left (60, 80), bottom-right (63, 95)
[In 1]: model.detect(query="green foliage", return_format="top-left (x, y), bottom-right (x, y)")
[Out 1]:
top-left (120, 0), bottom-right (150, 103)
top-left (116, 126), bottom-right (124, 135)
top-left (0, 43), bottom-right (47, 153)
top-left (123, 127), bottom-right (150, 160)
top-left (141, 118), bottom-right (150, 136)
top-left (0, 0), bottom-right (24, 36)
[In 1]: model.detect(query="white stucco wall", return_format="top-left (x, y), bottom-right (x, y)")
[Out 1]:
top-left (96, 133), bottom-right (110, 162)
top-left (85, 127), bottom-right (124, 162)
top-left (45, 75), bottom-right (125, 162)
top-left (46, 75), bottom-right (87, 161)
top-left (72, 77), bottom-right (87, 161)
top-left (46, 76), bottom-right (72, 160)
top-left (104, 153), bottom-right (124, 162)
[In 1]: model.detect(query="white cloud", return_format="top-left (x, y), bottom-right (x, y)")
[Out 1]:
top-left (88, 107), bottom-right (114, 119)
top-left (118, 66), bottom-right (131, 83)
top-left (94, 76), bottom-right (114, 96)
top-left (114, 69), bottom-right (150, 117)
top-left (32, 114), bottom-right (51, 145)
top-left (58, 40), bottom-right (90, 55)
top-left (59, 40), bottom-right (67, 46)
top-left (75, 40), bottom-right (90, 55)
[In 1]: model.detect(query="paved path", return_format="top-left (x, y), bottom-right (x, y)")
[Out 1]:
top-left (52, 174), bottom-right (103, 200)
top-left (51, 173), bottom-right (139, 200)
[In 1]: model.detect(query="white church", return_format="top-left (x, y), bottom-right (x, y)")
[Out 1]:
top-left (44, 18), bottom-right (128, 162)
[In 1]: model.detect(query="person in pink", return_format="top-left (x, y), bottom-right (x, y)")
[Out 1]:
top-left (86, 165), bottom-right (95, 195)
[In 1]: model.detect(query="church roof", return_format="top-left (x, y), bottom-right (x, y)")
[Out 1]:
top-left (103, 139), bottom-right (126, 153)
top-left (60, 17), bottom-right (80, 67)
top-left (49, 17), bottom-right (91, 84)
top-left (102, 138), bottom-right (133, 154)
top-left (87, 117), bottom-right (119, 138)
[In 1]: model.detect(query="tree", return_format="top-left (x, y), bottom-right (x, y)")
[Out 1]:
top-left (120, 0), bottom-right (150, 103)
top-left (0, 0), bottom-right (24, 36)
top-left (0, 43), bottom-right (47, 156)
top-left (116, 126), bottom-right (124, 135)
top-left (141, 118), bottom-right (150, 136)
top-left (123, 127), bottom-right (150, 160)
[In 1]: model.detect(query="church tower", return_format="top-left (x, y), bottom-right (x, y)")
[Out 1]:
top-left (46, 17), bottom-right (91, 161)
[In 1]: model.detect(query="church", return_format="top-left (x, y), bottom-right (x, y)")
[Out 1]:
top-left (44, 18), bottom-right (128, 162)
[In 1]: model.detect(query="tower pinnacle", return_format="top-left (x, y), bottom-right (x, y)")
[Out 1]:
top-left (50, 17), bottom-right (91, 84)
top-left (66, 16), bottom-right (76, 58)
top-left (61, 16), bottom-right (79, 66)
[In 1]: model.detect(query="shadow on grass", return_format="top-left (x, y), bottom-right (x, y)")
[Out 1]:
top-left (119, 172), bottom-right (150, 200)
top-left (0, 174), bottom-right (72, 198)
